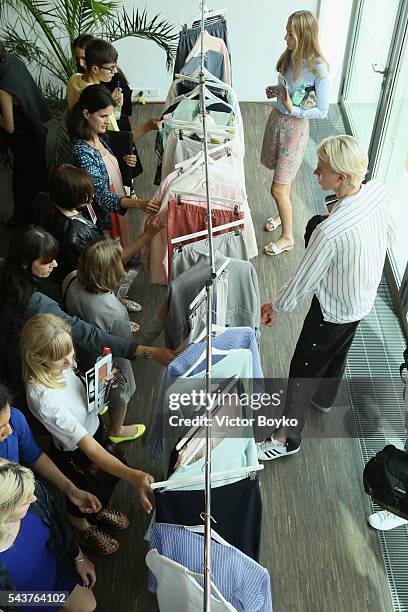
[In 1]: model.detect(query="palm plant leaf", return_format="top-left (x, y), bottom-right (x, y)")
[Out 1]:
top-left (100, 7), bottom-right (178, 70)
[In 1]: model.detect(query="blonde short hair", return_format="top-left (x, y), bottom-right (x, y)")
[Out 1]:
top-left (77, 237), bottom-right (124, 293)
top-left (20, 314), bottom-right (73, 389)
top-left (0, 459), bottom-right (35, 541)
top-left (316, 135), bottom-right (368, 189)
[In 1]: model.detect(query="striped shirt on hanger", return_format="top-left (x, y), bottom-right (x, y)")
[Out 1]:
top-left (273, 180), bottom-right (395, 324)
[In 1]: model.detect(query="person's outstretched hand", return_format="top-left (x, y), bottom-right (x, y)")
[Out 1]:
top-left (261, 302), bottom-right (278, 327)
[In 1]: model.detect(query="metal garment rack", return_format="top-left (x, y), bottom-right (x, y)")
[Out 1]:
top-left (196, 2), bottom-right (217, 610)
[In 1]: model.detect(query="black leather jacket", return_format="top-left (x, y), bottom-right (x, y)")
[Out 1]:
top-left (32, 193), bottom-right (103, 282)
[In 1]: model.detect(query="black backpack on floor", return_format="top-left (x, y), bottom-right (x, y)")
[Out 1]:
top-left (363, 347), bottom-right (408, 519)
top-left (363, 445), bottom-right (408, 519)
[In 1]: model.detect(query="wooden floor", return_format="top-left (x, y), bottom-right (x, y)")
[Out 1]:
top-left (0, 102), bottom-right (394, 612)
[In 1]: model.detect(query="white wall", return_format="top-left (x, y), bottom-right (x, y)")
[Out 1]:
top-left (119, 0), bottom-right (331, 102)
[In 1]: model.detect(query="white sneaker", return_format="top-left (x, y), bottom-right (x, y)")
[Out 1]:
top-left (368, 510), bottom-right (408, 530)
top-left (310, 400), bottom-right (332, 413)
top-left (256, 436), bottom-right (300, 461)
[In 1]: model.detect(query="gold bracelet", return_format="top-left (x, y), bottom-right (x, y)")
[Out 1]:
top-left (75, 556), bottom-right (87, 563)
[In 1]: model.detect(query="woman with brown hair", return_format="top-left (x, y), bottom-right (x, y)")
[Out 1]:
top-left (33, 163), bottom-right (162, 283)
top-left (260, 10), bottom-right (329, 256)
top-left (21, 314), bottom-right (154, 556)
top-left (64, 237), bottom-right (143, 443)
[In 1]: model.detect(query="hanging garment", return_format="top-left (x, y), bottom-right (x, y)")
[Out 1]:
top-left (167, 199), bottom-right (244, 278)
top-left (103, 149), bottom-right (134, 249)
top-left (158, 349), bottom-right (254, 470)
top-left (148, 523), bottom-right (273, 612)
top-left (146, 549), bottom-right (237, 611)
top-left (184, 31), bottom-right (231, 85)
top-left (174, 19), bottom-right (230, 76)
top-left (161, 127), bottom-right (237, 180)
top-left (171, 229), bottom-right (248, 281)
top-left (180, 49), bottom-right (227, 84)
top-left (167, 429), bottom-right (259, 490)
top-left (154, 477), bottom-right (262, 561)
top-left (140, 156), bottom-right (257, 284)
top-left (147, 327), bottom-right (263, 459)
top-left (165, 254), bottom-right (260, 349)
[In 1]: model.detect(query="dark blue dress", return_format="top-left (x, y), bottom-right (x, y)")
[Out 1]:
top-left (0, 511), bottom-right (77, 612)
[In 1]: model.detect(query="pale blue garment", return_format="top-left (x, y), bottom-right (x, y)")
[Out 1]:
top-left (160, 348), bottom-right (253, 472)
top-left (146, 327), bottom-right (263, 458)
top-left (180, 50), bottom-right (226, 83)
top-left (162, 98), bottom-right (235, 150)
top-left (168, 436), bottom-right (259, 491)
top-left (274, 60), bottom-right (329, 120)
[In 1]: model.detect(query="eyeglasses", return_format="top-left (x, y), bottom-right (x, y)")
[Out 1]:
top-left (98, 64), bottom-right (117, 74)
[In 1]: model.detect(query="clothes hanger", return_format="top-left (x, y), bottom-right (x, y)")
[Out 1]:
top-left (150, 464), bottom-right (264, 491)
top-left (165, 118), bottom-right (236, 139)
top-left (188, 257), bottom-right (231, 312)
top-left (171, 217), bottom-right (245, 246)
top-left (174, 141), bottom-right (232, 169)
top-left (175, 67), bottom-right (231, 92)
top-left (184, 525), bottom-right (231, 547)
top-left (175, 375), bottom-right (239, 451)
top-left (171, 190), bottom-right (239, 207)
top-left (182, 346), bottom-right (229, 378)
top-left (193, 323), bottom-right (226, 344)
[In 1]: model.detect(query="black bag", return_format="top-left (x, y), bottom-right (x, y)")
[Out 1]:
top-left (106, 130), bottom-right (143, 187)
top-left (363, 445), bottom-right (408, 519)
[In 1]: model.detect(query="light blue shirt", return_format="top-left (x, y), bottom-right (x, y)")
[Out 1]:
top-left (149, 523), bottom-right (273, 612)
top-left (274, 59), bottom-right (329, 120)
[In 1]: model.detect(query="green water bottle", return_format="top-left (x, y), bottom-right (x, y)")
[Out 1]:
top-left (292, 83), bottom-right (307, 106)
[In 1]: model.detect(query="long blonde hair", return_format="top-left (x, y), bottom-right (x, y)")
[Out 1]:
top-left (0, 459), bottom-right (35, 542)
top-left (20, 314), bottom-right (73, 389)
top-left (277, 11), bottom-right (328, 81)
top-left (77, 237), bottom-right (124, 294)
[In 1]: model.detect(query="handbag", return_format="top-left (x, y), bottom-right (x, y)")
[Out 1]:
top-left (363, 445), bottom-right (408, 520)
top-left (299, 86), bottom-right (316, 110)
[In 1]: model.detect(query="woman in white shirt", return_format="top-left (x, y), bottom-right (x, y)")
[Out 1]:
top-left (21, 313), bottom-right (154, 556)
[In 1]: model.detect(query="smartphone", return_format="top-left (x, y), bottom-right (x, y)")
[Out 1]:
top-left (277, 73), bottom-right (288, 93)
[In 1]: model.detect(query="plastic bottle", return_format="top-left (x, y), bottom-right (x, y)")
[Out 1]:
top-left (292, 83), bottom-right (307, 106)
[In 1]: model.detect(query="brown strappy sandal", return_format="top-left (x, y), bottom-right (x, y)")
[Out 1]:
top-left (94, 508), bottom-right (129, 530)
top-left (77, 525), bottom-right (119, 555)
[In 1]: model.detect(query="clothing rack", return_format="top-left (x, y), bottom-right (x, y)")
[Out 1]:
top-left (197, 2), bottom-right (216, 610)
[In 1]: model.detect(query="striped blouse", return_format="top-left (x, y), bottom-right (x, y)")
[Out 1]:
top-left (273, 180), bottom-right (395, 323)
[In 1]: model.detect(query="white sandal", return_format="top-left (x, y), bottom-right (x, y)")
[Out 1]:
top-left (264, 217), bottom-right (282, 232)
top-left (264, 241), bottom-right (294, 256)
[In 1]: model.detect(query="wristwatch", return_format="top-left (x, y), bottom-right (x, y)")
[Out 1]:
top-left (143, 347), bottom-right (150, 360)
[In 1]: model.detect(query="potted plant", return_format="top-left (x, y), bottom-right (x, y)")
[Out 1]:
top-left (0, 0), bottom-right (178, 165)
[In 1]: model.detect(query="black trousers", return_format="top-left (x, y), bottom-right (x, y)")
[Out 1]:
top-left (6, 116), bottom-right (48, 223)
top-left (282, 296), bottom-right (360, 442)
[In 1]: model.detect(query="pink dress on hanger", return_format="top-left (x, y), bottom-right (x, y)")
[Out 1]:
top-left (103, 149), bottom-right (134, 248)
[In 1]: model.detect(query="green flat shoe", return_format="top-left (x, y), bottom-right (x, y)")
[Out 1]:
top-left (109, 424), bottom-right (146, 444)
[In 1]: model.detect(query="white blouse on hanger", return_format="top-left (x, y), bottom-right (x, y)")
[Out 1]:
top-left (146, 549), bottom-right (237, 611)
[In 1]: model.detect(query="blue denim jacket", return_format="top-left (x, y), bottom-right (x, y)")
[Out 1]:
top-left (71, 137), bottom-right (126, 229)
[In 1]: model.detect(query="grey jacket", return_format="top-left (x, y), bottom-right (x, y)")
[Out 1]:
top-left (3, 290), bottom-right (137, 392)
top-left (165, 253), bottom-right (260, 349)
